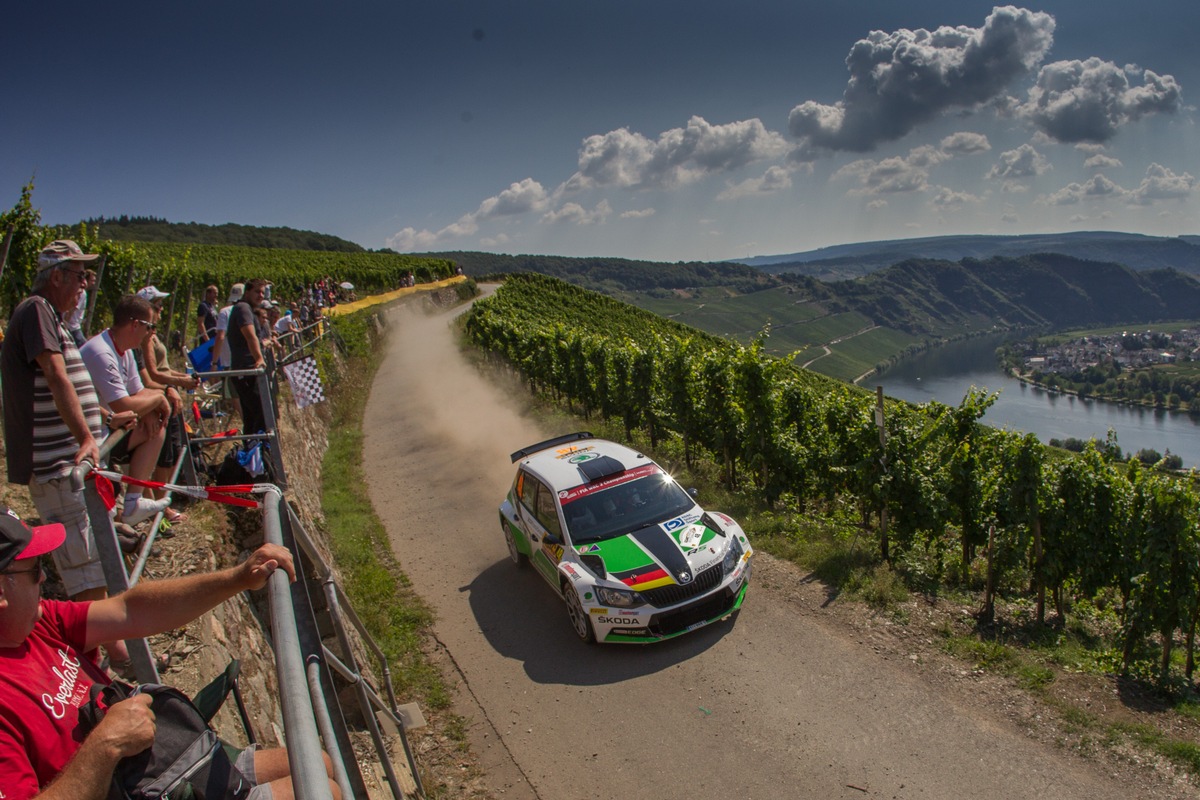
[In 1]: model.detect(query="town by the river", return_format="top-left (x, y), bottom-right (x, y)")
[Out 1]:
top-left (876, 334), bottom-right (1200, 470)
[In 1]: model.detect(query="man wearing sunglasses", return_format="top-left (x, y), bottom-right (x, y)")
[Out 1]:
top-left (79, 295), bottom-right (172, 525)
top-left (1, 241), bottom-right (137, 612)
top-left (0, 506), bottom-right (336, 800)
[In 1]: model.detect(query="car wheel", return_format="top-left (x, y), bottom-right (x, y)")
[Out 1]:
top-left (563, 583), bottom-right (596, 644)
top-left (503, 522), bottom-right (526, 568)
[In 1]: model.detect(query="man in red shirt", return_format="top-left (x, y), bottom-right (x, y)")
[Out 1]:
top-left (0, 507), bottom-right (338, 800)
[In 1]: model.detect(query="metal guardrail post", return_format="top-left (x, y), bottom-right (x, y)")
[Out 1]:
top-left (324, 585), bottom-right (413, 800)
top-left (307, 657), bottom-right (355, 800)
top-left (281, 507), bottom-right (370, 800)
top-left (257, 365), bottom-right (287, 489)
top-left (128, 448), bottom-right (188, 587)
top-left (70, 429), bottom-right (161, 684)
top-left (284, 505), bottom-right (418, 800)
top-left (262, 488), bottom-right (334, 800)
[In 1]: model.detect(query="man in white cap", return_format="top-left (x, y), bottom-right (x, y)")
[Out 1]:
top-left (0, 506), bottom-right (337, 800)
top-left (1, 241), bottom-right (137, 606)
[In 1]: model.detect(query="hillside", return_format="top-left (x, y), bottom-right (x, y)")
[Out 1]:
top-left (735, 232), bottom-right (1200, 279)
top-left (75, 215), bottom-right (366, 252)
top-left (431, 247), bottom-right (1200, 381)
top-left (838, 254), bottom-right (1200, 334)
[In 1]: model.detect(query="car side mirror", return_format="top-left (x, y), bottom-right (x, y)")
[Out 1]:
top-left (544, 533), bottom-right (563, 546)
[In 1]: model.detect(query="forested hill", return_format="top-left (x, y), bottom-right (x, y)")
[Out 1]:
top-left (431, 249), bottom-right (1200, 339)
top-left (736, 231), bottom-right (1200, 279)
top-left (836, 254), bottom-right (1200, 335)
top-left (413, 250), bottom-right (776, 293)
top-left (76, 216), bottom-right (366, 252)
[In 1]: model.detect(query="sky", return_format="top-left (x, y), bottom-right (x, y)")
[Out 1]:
top-left (3, 1), bottom-right (1197, 262)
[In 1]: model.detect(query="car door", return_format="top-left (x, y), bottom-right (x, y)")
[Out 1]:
top-left (515, 474), bottom-right (567, 588)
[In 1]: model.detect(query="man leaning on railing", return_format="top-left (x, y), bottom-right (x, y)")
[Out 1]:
top-left (0, 508), bottom-right (342, 800)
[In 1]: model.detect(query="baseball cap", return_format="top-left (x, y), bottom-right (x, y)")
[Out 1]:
top-left (259, 299), bottom-right (275, 309)
top-left (37, 240), bottom-right (100, 271)
top-left (136, 285), bottom-right (170, 301)
top-left (0, 507), bottom-right (65, 572)
top-left (227, 283), bottom-right (245, 303)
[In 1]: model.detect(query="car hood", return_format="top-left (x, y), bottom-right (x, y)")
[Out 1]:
top-left (575, 516), bottom-right (728, 590)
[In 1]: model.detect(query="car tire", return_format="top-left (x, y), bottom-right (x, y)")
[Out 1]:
top-left (563, 583), bottom-right (596, 644)
top-left (503, 521), bottom-right (526, 568)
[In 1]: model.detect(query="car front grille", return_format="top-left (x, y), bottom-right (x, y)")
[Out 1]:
top-left (648, 591), bottom-right (738, 637)
top-left (640, 563), bottom-right (722, 608)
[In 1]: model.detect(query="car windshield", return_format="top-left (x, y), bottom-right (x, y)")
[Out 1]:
top-left (561, 471), bottom-right (695, 544)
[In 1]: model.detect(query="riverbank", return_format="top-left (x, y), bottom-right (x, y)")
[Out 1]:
top-left (877, 333), bottom-right (1200, 470)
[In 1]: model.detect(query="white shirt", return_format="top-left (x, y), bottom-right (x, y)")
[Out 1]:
top-left (79, 329), bottom-right (144, 411)
top-left (215, 304), bottom-right (234, 368)
top-left (64, 290), bottom-right (87, 332)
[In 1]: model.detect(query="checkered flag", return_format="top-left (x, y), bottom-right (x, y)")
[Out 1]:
top-left (282, 356), bottom-right (326, 408)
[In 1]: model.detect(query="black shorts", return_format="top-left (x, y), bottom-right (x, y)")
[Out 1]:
top-left (158, 412), bottom-right (185, 469)
top-left (107, 431), bottom-right (132, 467)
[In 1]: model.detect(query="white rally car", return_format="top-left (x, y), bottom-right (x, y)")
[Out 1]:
top-left (499, 433), bottom-right (752, 643)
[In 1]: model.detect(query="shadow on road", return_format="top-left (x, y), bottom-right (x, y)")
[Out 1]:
top-left (463, 559), bottom-right (736, 686)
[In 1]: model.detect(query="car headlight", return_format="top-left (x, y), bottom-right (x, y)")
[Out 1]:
top-left (722, 537), bottom-right (744, 576)
top-left (595, 584), bottom-right (645, 608)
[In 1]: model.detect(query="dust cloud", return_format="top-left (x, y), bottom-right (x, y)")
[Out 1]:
top-left (367, 294), bottom-right (550, 502)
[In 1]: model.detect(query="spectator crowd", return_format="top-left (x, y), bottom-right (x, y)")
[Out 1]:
top-left (0, 240), bottom-right (346, 799)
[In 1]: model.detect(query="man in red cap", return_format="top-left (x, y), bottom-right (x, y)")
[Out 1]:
top-left (0, 507), bottom-right (337, 800)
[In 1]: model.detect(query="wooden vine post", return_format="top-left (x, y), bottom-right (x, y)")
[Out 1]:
top-left (84, 255), bottom-right (107, 335)
top-left (875, 385), bottom-right (889, 562)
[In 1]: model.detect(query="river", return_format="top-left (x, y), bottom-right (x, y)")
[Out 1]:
top-left (875, 334), bottom-right (1200, 470)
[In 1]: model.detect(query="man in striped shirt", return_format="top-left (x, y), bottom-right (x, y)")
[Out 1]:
top-left (1, 241), bottom-right (135, 604)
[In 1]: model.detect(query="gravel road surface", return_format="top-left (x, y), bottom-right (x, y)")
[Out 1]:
top-left (363, 297), bottom-right (1148, 800)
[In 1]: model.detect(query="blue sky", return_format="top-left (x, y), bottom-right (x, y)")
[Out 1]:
top-left (3, 1), bottom-right (1197, 262)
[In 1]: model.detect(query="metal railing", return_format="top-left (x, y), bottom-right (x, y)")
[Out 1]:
top-left (73, 308), bottom-right (421, 800)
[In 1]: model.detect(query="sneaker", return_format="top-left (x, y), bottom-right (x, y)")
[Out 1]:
top-left (122, 496), bottom-right (171, 525)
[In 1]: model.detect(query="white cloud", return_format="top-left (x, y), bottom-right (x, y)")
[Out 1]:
top-left (619, 208), bottom-right (656, 219)
top-left (1018, 58), bottom-right (1182, 143)
top-left (939, 132), bottom-right (991, 155)
top-left (1001, 211), bottom-right (1019, 224)
top-left (1128, 163), bottom-right (1195, 204)
top-left (387, 178), bottom-right (548, 250)
top-left (386, 227), bottom-right (441, 252)
top-left (833, 140), bottom-right (977, 196)
top-left (986, 144), bottom-right (1051, 180)
top-left (567, 116), bottom-right (787, 191)
top-left (788, 7), bottom-right (1054, 154)
top-left (1084, 153), bottom-right (1123, 169)
top-left (1038, 163), bottom-right (1194, 207)
top-left (541, 199), bottom-right (612, 225)
top-left (1041, 173), bottom-right (1123, 205)
top-left (477, 178), bottom-right (548, 218)
top-left (717, 165), bottom-right (794, 200)
top-left (930, 186), bottom-right (982, 208)
top-left (867, 198), bottom-right (888, 210)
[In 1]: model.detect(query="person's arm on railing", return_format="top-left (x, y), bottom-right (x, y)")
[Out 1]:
top-left (82, 543), bottom-right (296, 651)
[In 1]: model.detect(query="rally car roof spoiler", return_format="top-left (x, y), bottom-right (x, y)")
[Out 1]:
top-left (510, 431), bottom-right (594, 463)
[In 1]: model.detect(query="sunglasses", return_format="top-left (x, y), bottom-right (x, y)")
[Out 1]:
top-left (132, 319), bottom-right (157, 331)
top-left (60, 267), bottom-right (87, 283)
top-left (1, 558), bottom-right (46, 583)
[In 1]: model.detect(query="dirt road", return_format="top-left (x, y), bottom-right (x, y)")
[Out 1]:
top-left (362, 298), bottom-right (1150, 800)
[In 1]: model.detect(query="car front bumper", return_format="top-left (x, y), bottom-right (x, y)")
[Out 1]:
top-left (590, 559), bottom-right (752, 644)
